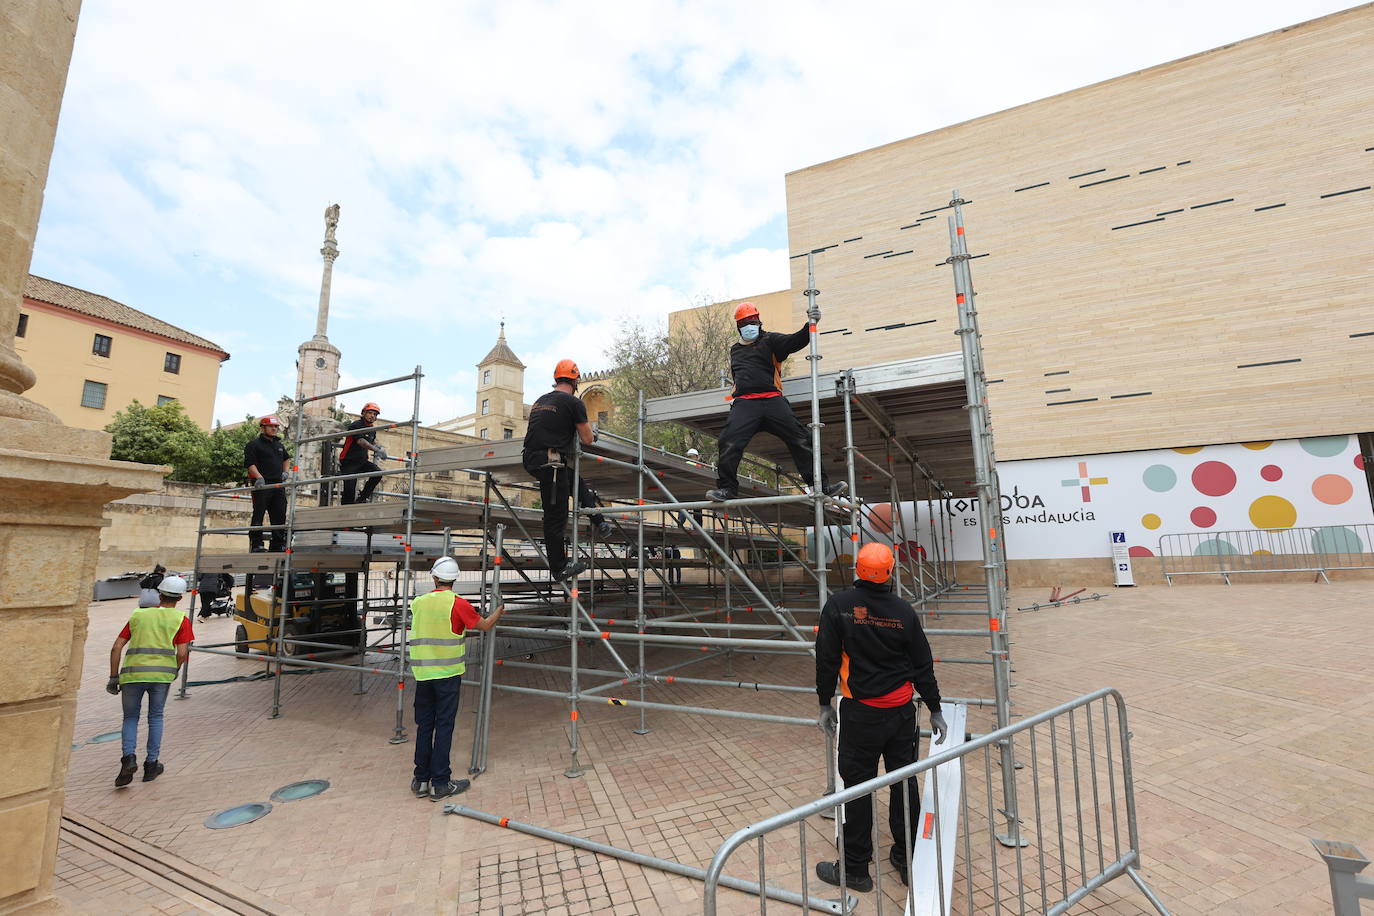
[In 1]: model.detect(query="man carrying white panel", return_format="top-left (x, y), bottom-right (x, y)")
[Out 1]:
top-left (814, 542), bottom-right (947, 892)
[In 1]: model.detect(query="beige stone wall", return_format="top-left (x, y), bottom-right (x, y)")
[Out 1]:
top-left (97, 481), bottom-right (249, 578)
top-left (784, 5), bottom-right (1374, 462)
top-left (15, 296), bottom-right (225, 430)
top-left (667, 289), bottom-right (792, 338)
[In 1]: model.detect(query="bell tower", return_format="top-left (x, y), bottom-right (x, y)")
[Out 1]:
top-left (474, 321), bottom-right (526, 441)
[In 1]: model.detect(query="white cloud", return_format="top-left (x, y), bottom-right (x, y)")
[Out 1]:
top-left (34, 0), bottom-right (1355, 432)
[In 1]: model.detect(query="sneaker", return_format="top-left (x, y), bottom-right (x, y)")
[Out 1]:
top-left (706, 488), bottom-right (736, 502)
top-left (115, 753), bottom-right (137, 788)
top-left (595, 520), bottom-right (613, 540)
top-left (815, 860), bottom-right (872, 892)
top-left (429, 779), bottom-right (470, 800)
top-left (889, 845), bottom-right (910, 886)
top-left (822, 481), bottom-right (848, 498)
top-left (556, 560), bottom-right (587, 582)
top-left (410, 778), bottom-right (430, 798)
top-left (142, 759), bottom-right (164, 783)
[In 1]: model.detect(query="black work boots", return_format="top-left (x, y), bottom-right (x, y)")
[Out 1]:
top-left (115, 754), bottom-right (137, 787)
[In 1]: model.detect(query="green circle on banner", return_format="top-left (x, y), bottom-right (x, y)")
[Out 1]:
top-left (1193, 538), bottom-right (1237, 556)
top-left (1299, 436), bottom-right (1348, 458)
top-left (1312, 526), bottom-right (1363, 555)
top-left (1142, 465), bottom-right (1177, 492)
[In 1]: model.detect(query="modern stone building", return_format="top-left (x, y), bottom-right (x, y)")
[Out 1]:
top-left (15, 275), bottom-right (229, 430)
top-left (680, 5), bottom-right (1374, 579)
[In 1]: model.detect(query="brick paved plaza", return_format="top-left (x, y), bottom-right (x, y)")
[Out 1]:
top-left (57, 580), bottom-right (1373, 914)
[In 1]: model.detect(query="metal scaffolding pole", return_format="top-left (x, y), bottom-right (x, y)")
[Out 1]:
top-left (945, 193), bottom-right (1022, 848)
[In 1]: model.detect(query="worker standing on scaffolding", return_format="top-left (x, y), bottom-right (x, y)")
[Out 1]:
top-left (814, 542), bottom-right (947, 892)
top-left (338, 402), bottom-right (387, 504)
top-left (409, 556), bottom-right (504, 801)
top-left (521, 359), bottom-right (613, 582)
top-left (707, 302), bottom-right (846, 502)
top-left (243, 415), bottom-right (289, 552)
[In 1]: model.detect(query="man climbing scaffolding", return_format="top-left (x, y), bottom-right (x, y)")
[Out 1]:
top-left (707, 301), bottom-right (847, 502)
top-left (522, 359), bottom-right (613, 582)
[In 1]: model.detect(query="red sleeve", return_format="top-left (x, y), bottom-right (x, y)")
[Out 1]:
top-left (173, 617), bottom-right (195, 644)
top-left (451, 596), bottom-right (481, 634)
top-left (118, 623), bottom-right (131, 640)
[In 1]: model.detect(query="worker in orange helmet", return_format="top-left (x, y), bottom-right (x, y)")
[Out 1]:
top-left (814, 542), bottom-right (947, 893)
top-left (521, 359), bottom-right (613, 582)
top-left (339, 402), bottom-right (387, 504)
top-left (706, 301), bottom-right (846, 502)
top-left (243, 415), bottom-right (290, 552)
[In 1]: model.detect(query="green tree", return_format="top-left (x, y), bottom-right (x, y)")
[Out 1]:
top-left (204, 416), bottom-right (265, 485)
top-left (604, 300), bottom-right (737, 460)
top-left (105, 400), bottom-right (212, 482)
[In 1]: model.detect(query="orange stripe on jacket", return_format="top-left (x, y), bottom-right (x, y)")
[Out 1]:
top-left (839, 651), bottom-right (852, 698)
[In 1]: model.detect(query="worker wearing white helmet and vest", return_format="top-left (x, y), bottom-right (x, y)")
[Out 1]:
top-left (408, 556), bottom-right (504, 801)
top-left (108, 575), bottom-right (193, 787)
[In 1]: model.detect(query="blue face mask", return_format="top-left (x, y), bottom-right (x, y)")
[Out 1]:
top-left (739, 324), bottom-right (760, 342)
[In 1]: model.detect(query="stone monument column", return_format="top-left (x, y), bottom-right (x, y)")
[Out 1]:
top-left (294, 205), bottom-right (344, 498)
top-left (0, 3), bottom-right (165, 911)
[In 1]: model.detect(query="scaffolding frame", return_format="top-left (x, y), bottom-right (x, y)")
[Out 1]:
top-left (174, 192), bottom-right (1016, 870)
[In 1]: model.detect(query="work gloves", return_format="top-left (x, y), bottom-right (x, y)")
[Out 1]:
top-left (817, 704), bottom-right (838, 735)
top-left (929, 710), bottom-right (948, 744)
top-left (252, 477), bottom-right (265, 489)
top-left (105, 677), bottom-right (121, 695)
top-left (807, 304), bottom-right (821, 324)
top-left (375, 447), bottom-right (389, 462)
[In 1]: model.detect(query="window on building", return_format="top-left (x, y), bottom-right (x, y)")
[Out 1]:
top-left (92, 333), bottom-right (112, 357)
top-left (468, 471), bottom-right (482, 481)
top-left (480, 428), bottom-right (489, 439)
top-left (156, 395), bottom-right (176, 406)
top-left (16, 313), bottom-right (27, 338)
top-left (164, 352), bottom-right (181, 374)
top-left (481, 398), bottom-right (489, 415)
top-left (597, 411), bottom-right (609, 425)
top-left (80, 380), bottom-right (107, 409)
top-left (482, 369), bottom-right (491, 385)
top-left (502, 428), bottom-right (513, 439)
top-left (435, 489), bottom-right (451, 499)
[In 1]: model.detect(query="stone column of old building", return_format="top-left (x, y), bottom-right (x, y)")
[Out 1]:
top-left (0, 3), bottom-right (165, 912)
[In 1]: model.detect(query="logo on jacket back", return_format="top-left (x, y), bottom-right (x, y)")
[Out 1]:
top-left (853, 606), bottom-right (868, 621)
top-left (849, 604), bottom-right (902, 629)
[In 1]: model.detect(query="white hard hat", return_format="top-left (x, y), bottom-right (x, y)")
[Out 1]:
top-left (686, 448), bottom-right (700, 458)
top-left (431, 556), bottom-right (461, 582)
top-left (157, 575), bottom-right (188, 597)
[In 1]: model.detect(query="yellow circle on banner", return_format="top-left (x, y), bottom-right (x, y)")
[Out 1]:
top-left (1172, 446), bottom-right (1203, 454)
top-left (1248, 495), bottom-right (1297, 529)
top-left (1141, 513), bottom-right (1161, 530)
top-left (1241, 441), bottom-right (1273, 450)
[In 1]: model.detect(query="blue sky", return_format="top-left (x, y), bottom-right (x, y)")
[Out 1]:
top-left (30, 0), bottom-right (1355, 426)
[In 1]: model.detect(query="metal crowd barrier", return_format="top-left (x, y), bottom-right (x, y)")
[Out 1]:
top-left (1158, 523), bottom-right (1374, 584)
top-left (702, 688), bottom-right (1169, 915)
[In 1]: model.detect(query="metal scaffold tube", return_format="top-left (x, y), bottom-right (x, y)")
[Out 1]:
top-left (945, 193), bottom-right (1023, 848)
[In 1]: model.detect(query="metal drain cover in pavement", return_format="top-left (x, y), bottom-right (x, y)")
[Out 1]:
top-left (205, 803), bottom-right (272, 829)
top-left (87, 732), bottom-right (120, 744)
top-left (270, 779), bottom-right (329, 802)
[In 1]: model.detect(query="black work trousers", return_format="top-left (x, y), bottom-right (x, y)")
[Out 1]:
top-left (522, 451), bottom-right (605, 574)
top-left (340, 460), bottom-right (381, 504)
top-left (837, 697), bottom-right (922, 872)
top-left (714, 396), bottom-right (829, 494)
top-left (249, 485), bottom-right (286, 551)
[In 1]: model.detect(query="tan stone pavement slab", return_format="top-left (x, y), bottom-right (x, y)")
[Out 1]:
top-left (56, 581), bottom-right (1373, 914)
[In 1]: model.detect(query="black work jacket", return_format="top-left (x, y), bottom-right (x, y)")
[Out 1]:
top-left (729, 324), bottom-right (810, 397)
top-left (815, 580), bottom-right (941, 713)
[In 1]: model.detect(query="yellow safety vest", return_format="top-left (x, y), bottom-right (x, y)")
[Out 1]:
top-left (408, 590), bottom-right (466, 681)
top-left (120, 606), bottom-right (183, 685)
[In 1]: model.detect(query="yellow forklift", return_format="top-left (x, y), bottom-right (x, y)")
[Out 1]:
top-left (233, 569), bottom-right (362, 657)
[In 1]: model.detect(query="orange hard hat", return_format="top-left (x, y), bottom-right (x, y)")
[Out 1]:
top-left (855, 542), bottom-right (895, 584)
top-left (734, 302), bottom-right (760, 323)
top-left (259, 415), bottom-right (281, 427)
top-left (554, 359), bottom-right (580, 382)
top-left (361, 402), bottom-right (381, 415)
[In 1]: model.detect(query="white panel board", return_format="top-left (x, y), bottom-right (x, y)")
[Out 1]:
top-left (905, 702), bottom-right (968, 916)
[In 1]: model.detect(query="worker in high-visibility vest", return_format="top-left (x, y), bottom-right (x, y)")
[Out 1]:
top-left (409, 556), bottom-right (504, 801)
top-left (107, 575), bottom-right (193, 787)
